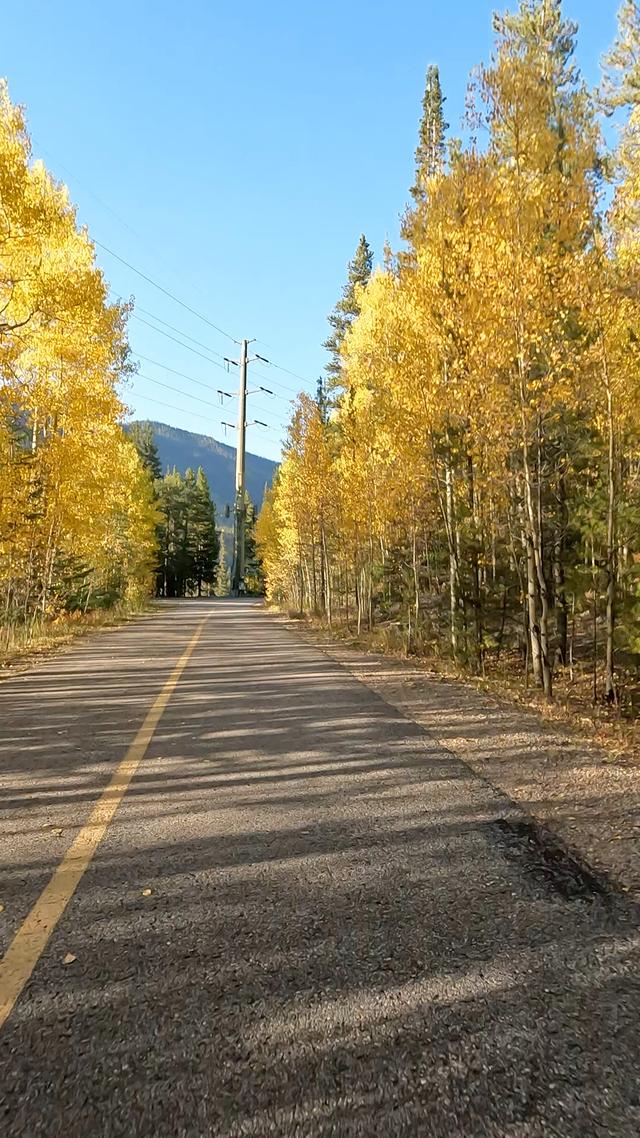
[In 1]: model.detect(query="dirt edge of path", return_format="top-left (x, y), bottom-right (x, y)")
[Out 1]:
top-left (283, 615), bottom-right (640, 903)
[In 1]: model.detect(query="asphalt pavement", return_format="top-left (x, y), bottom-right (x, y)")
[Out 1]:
top-left (0, 599), bottom-right (639, 1137)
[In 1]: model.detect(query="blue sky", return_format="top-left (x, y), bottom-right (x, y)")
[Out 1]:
top-left (4, 1), bottom-right (620, 462)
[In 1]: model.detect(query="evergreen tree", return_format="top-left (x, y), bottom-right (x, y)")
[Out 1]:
top-left (128, 421), bottom-right (162, 481)
top-left (156, 466), bottom-right (219, 597)
top-left (323, 235), bottom-right (373, 399)
top-left (215, 530), bottom-right (231, 596)
top-left (402, 65), bottom-right (448, 248)
top-left (182, 468), bottom-right (198, 593)
top-left (411, 65), bottom-right (448, 197)
top-left (243, 494), bottom-right (265, 594)
top-left (315, 375), bottom-right (329, 425)
top-left (157, 469), bottom-right (184, 597)
top-left (191, 467), bottom-right (219, 596)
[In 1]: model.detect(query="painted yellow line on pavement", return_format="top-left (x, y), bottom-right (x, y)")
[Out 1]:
top-left (0, 618), bottom-right (207, 1032)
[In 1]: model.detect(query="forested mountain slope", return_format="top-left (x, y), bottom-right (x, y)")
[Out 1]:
top-left (126, 421), bottom-right (277, 511)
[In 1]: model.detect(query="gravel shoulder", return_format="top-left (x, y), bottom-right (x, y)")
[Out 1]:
top-left (289, 619), bottom-right (640, 900)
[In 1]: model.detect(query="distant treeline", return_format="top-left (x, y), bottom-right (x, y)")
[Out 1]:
top-left (129, 422), bottom-right (263, 598)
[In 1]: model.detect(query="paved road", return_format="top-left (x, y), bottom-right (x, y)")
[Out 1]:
top-left (0, 599), bottom-right (639, 1137)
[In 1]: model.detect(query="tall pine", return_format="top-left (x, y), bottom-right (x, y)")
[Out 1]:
top-left (155, 466), bottom-right (219, 597)
top-left (402, 65), bottom-right (448, 248)
top-left (410, 66), bottom-right (448, 195)
top-left (128, 422), bottom-right (162, 481)
top-left (243, 494), bottom-right (265, 594)
top-left (323, 235), bottom-right (373, 403)
top-left (215, 531), bottom-right (231, 596)
top-left (191, 467), bottom-right (219, 597)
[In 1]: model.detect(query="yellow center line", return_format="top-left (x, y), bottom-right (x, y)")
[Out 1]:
top-left (0, 617), bottom-right (207, 1032)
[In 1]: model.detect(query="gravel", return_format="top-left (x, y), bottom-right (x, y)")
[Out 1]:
top-left (301, 628), bottom-right (640, 900)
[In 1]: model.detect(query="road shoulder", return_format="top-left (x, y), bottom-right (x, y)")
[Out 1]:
top-left (286, 617), bottom-right (640, 901)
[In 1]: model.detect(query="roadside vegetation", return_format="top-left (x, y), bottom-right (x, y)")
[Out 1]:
top-left (0, 89), bottom-right (229, 664)
top-left (0, 81), bottom-right (158, 660)
top-left (258, 0), bottom-right (640, 736)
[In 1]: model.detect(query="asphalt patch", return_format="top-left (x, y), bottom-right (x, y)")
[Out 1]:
top-left (487, 818), bottom-right (613, 901)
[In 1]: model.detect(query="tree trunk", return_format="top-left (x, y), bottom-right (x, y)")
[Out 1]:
top-left (591, 538), bottom-right (598, 704)
top-left (412, 522), bottom-right (420, 644)
top-left (321, 525), bottom-right (331, 626)
top-left (524, 528), bottom-right (543, 688)
top-left (520, 405), bottom-right (552, 698)
top-left (604, 378), bottom-right (617, 704)
top-left (552, 475), bottom-right (568, 666)
top-left (445, 458), bottom-right (459, 659)
top-left (496, 585), bottom-right (508, 663)
top-left (467, 452), bottom-right (483, 673)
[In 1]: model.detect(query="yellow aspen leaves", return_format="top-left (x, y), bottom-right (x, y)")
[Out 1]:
top-left (258, 2), bottom-right (640, 702)
top-left (0, 82), bottom-right (157, 640)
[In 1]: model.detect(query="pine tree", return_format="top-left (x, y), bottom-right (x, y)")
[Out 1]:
top-left (128, 422), bottom-right (162, 481)
top-left (156, 469), bottom-right (186, 597)
top-left (411, 65), bottom-right (448, 197)
top-left (215, 531), bottom-right (231, 596)
top-left (316, 376), bottom-right (329, 425)
top-left (155, 466), bottom-right (220, 597)
top-left (401, 66), bottom-right (448, 251)
top-left (323, 235), bottom-right (373, 399)
top-left (191, 467), bottom-right (219, 596)
top-left (243, 494), bottom-right (265, 594)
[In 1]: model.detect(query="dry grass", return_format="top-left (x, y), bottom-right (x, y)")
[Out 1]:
top-left (0, 600), bottom-right (160, 675)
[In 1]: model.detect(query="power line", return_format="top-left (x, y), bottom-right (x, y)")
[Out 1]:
top-left (132, 353), bottom-right (213, 391)
top-left (100, 248), bottom-right (317, 396)
top-left (130, 310), bottom-right (309, 407)
top-left (130, 316), bottom-right (231, 371)
top-left (96, 239), bottom-right (239, 343)
top-left (126, 389), bottom-right (278, 444)
top-left (131, 352), bottom-right (290, 422)
top-left (269, 360), bottom-right (317, 388)
top-left (97, 237), bottom-right (317, 399)
top-left (131, 309), bottom-right (308, 402)
top-left (136, 371), bottom-right (285, 425)
top-left (135, 374), bottom-right (222, 412)
top-left (132, 308), bottom-right (305, 400)
top-left (121, 286), bottom-right (316, 397)
top-left (124, 392), bottom-right (209, 420)
top-left (133, 308), bottom-right (228, 359)
top-left (34, 143), bottom-right (317, 412)
top-left (36, 143), bottom-right (223, 319)
top-left (249, 367), bottom-right (304, 398)
top-left (130, 303), bottom-right (308, 396)
top-left (255, 337), bottom-right (318, 388)
top-left (131, 352), bottom-right (215, 387)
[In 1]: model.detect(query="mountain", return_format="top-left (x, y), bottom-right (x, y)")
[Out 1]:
top-left (127, 421), bottom-right (278, 511)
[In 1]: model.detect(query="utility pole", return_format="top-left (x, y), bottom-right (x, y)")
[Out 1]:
top-left (222, 340), bottom-right (271, 597)
top-left (232, 339), bottom-right (248, 595)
